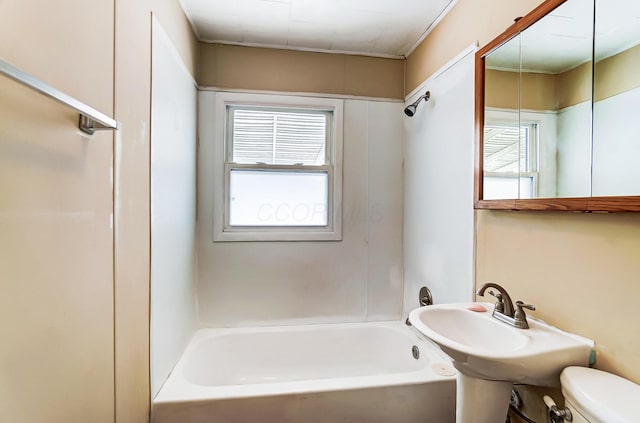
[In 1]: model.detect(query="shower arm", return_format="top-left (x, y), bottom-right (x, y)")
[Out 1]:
top-left (404, 91), bottom-right (431, 117)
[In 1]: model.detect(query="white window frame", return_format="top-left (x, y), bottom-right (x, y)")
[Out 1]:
top-left (213, 92), bottom-right (343, 242)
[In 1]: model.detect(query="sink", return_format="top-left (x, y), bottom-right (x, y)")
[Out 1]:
top-left (409, 303), bottom-right (595, 423)
top-left (410, 303), bottom-right (593, 385)
top-left (415, 307), bottom-right (530, 353)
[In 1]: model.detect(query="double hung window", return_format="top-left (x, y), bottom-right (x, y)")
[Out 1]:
top-left (213, 93), bottom-right (343, 241)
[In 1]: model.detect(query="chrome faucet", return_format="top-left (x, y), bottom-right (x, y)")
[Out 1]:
top-left (476, 282), bottom-right (536, 329)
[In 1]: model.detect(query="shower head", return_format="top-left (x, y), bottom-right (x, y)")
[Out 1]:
top-left (404, 91), bottom-right (431, 117)
top-left (404, 104), bottom-right (417, 117)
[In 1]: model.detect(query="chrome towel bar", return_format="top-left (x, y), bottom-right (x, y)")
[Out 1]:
top-left (0, 58), bottom-right (119, 135)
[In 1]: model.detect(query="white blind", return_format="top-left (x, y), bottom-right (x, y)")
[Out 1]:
top-left (484, 125), bottom-right (529, 172)
top-left (231, 108), bottom-right (328, 165)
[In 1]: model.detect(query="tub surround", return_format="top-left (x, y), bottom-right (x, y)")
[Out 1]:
top-left (197, 94), bottom-right (404, 327)
top-left (403, 46), bottom-right (476, 313)
top-left (150, 18), bottom-right (198, 398)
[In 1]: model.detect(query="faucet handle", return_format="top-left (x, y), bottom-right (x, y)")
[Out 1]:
top-left (514, 301), bottom-right (536, 329)
top-left (487, 290), bottom-right (505, 313)
top-left (516, 301), bottom-right (535, 312)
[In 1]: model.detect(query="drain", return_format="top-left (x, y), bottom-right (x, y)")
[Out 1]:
top-left (411, 345), bottom-right (420, 360)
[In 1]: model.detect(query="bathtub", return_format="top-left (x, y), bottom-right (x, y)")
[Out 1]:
top-left (152, 321), bottom-right (456, 423)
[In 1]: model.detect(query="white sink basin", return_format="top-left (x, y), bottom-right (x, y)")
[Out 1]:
top-left (409, 303), bottom-right (594, 387)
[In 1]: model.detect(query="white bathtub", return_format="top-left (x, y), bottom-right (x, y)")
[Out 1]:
top-left (153, 321), bottom-right (456, 423)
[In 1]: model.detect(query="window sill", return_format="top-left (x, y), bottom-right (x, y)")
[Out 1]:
top-left (213, 228), bottom-right (342, 242)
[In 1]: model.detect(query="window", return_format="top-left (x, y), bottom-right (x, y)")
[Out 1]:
top-left (213, 93), bottom-right (343, 241)
top-left (483, 120), bottom-right (538, 199)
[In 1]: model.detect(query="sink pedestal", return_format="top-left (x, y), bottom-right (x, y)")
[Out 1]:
top-left (456, 372), bottom-right (512, 423)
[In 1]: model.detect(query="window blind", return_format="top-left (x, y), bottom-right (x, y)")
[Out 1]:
top-left (231, 108), bottom-right (327, 166)
top-left (484, 125), bottom-right (529, 172)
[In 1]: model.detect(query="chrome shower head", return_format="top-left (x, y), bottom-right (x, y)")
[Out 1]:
top-left (404, 104), bottom-right (417, 117)
top-left (404, 91), bottom-right (431, 117)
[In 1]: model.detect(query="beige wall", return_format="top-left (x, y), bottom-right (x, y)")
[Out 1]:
top-left (0, 1), bottom-right (115, 422)
top-left (595, 44), bottom-right (640, 101)
top-left (485, 69), bottom-right (558, 110)
top-left (556, 45), bottom-right (640, 108)
top-left (152, 0), bottom-right (199, 75)
top-left (557, 62), bottom-right (591, 109)
top-left (486, 66), bottom-right (588, 111)
top-left (198, 43), bottom-right (405, 99)
top-left (1, 0), bottom-right (197, 422)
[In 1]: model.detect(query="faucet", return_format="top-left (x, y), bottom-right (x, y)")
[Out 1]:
top-left (476, 282), bottom-right (535, 329)
top-left (476, 282), bottom-right (515, 317)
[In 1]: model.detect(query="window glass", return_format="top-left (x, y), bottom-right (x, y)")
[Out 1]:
top-left (229, 170), bottom-right (328, 227)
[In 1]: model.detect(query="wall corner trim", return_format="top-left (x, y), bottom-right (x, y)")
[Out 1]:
top-left (405, 0), bottom-right (462, 57)
top-left (405, 42), bottom-right (478, 103)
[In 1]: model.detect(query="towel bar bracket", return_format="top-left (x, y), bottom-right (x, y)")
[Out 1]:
top-left (79, 115), bottom-right (115, 135)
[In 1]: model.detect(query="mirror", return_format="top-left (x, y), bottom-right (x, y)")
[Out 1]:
top-left (475, 0), bottom-right (640, 211)
top-left (482, 0), bottom-right (593, 200)
top-left (592, 0), bottom-right (640, 196)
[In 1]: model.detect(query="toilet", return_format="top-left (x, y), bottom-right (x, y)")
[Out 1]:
top-left (560, 367), bottom-right (640, 422)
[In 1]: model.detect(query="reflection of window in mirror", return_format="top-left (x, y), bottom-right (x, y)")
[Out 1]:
top-left (483, 118), bottom-right (538, 200)
top-left (483, 121), bottom-right (535, 200)
top-left (483, 109), bottom-right (560, 200)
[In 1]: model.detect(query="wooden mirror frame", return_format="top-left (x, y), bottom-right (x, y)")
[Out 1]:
top-left (474, 0), bottom-right (640, 212)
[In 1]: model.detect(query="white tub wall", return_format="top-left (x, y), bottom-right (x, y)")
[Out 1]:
top-left (402, 48), bottom-right (476, 315)
top-left (197, 94), bottom-right (404, 326)
top-left (363, 102), bottom-right (405, 321)
top-left (150, 18), bottom-right (198, 397)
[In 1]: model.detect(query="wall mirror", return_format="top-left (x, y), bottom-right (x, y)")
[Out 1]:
top-left (475, 0), bottom-right (640, 211)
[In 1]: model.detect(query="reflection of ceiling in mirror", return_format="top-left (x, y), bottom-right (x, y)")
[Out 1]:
top-left (596, 0), bottom-right (640, 60)
top-left (486, 0), bottom-right (640, 74)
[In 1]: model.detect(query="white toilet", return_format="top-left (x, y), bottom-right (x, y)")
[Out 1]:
top-left (560, 366), bottom-right (640, 422)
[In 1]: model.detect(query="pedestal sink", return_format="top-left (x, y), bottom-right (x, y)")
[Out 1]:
top-left (409, 303), bottom-right (594, 423)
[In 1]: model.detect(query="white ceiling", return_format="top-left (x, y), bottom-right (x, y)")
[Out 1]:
top-left (487, 0), bottom-right (640, 74)
top-left (180, 0), bottom-right (455, 58)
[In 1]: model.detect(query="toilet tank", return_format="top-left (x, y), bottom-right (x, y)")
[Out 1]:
top-left (561, 367), bottom-right (640, 423)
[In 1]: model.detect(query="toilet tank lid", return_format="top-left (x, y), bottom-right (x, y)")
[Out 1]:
top-left (561, 367), bottom-right (640, 423)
